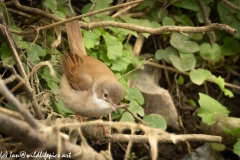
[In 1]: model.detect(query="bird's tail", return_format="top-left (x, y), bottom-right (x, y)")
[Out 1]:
top-left (65, 15), bottom-right (86, 56)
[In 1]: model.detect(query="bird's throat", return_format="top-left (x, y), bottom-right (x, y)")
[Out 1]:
top-left (92, 93), bottom-right (111, 110)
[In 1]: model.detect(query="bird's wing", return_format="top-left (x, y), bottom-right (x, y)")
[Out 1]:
top-left (62, 51), bottom-right (93, 91)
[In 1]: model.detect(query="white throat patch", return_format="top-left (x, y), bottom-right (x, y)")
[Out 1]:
top-left (93, 93), bottom-right (111, 109)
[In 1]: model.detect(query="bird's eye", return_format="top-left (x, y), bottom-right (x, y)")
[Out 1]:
top-left (104, 92), bottom-right (108, 98)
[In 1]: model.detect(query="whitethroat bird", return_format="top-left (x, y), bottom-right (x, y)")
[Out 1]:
top-left (59, 16), bottom-right (124, 118)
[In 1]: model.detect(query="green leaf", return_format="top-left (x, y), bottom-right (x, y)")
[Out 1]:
top-left (220, 36), bottom-right (240, 56)
top-left (197, 6), bottom-right (210, 23)
top-left (82, 28), bottom-right (101, 49)
top-left (111, 56), bottom-right (131, 72)
top-left (162, 17), bottom-right (175, 26)
top-left (169, 53), bottom-right (196, 71)
top-left (155, 46), bottom-right (178, 63)
top-left (217, 1), bottom-right (240, 39)
top-left (128, 100), bottom-right (145, 117)
top-left (210, 143), bottom-right (226, 152)
top-left (99, 49), bottom-right (112, 66)
top-left (178, 75), bottom-right (184, 85)
top-left (102, 32), bottom-right (122, 60)
top-left (214, 76), bottom-right (234, 98)
top-left (53, 100), bottom-right (75, 117)
top-left (222, 88), bottom-right (234, 98)
top-left (187, 99), bottom-right (196, 107)
top-left (126, 86), bottom-right (144, 105)
top-left (143, 114), bottom-right (167, 130)
top-left (121, 112), bottom-right (135, 123)
top-left (27, 44), bottom-right (47, 64)
top-left (192, 33), bottom-right (203, 41)
top-left (90, 0), bottom-right (112, 10)
top-left (174, 14), bottom-right (194, 26)
top-left (233, 138), bottom-right (240, 157)
top-left (132, 1), bottom-right (155, 11)
top-left (11, 25), bottom-right (30, 49)
top-left (189, 69), bottom-right (213, 85)
top-left (43, 0), bottom-right (65, 19)
top-left (149, 8), bottom-right (168, 22)
top-left (121, 16), bottom-right (160, 38)
top-left (43, 0), bottom-right (57, 12)
top-left (200, 43), bottom-right (221, 63)
top-left (0, 42), bottom-right (15, 64)
top-left (170, 33), bottom-right (199, 53)
top-left (231, 128), bottom-right (240, 136)
top-left (108, 27), bottom-right (138, 39)
top-left (41, 67), bottom-right (59, 94)
top-left (197, 93), bottom-right (229, 125)
top-left (172, 0), bottom-right (200, 11)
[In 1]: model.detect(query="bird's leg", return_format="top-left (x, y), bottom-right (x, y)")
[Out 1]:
top-left (76, 114), bottom-right (86, 122)
top-left (97, 117), bottom-right (109, 134)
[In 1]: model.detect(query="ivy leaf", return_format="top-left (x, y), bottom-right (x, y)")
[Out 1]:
top-left (121, 16), bottom-right (160, 38)
top-left (189, 69), bottom-right (213, 85)
top-left (126, 86), bottom-right (144, 105)
top-left (133, 1), bottom-right (155, 11)
top-left (233, 138), bottom-right (240, 157)
top-left (11, 25), bottom-right (30, 49)
top-left (43, 0), bottom-right (64, 19)
top-left (197, 6), bottom-right (210, 23)
top-left (169, 53), bottom-right (196, 71)
top-left (172, 0), bottom-right (201, 11)
top-left (82, 29), bottom-right (101, 49)
top-left (27, 44), bottom-right (47, 64)
top-left (178, 75), bottom-right (184, 85)
top-left (128, 100), bottom-right (145, 117)
top-left (143, 114), bottom-right (167, 130)
top-left (170, 33), bottom-right (199, 53)
top-left (174, 14), bottom-right (194, 26)
top-left (99, 49), bottom-right (112, 66)
top-left (111, 56), bottom-right (131, 72)
top-left (102, 32), bottom-right (122, 60)
top-left (198, 93), bottom-right (229, 125)
top-left (214, 76), bottom-right (234, 98)
top-left (200, 43), bottom-right (221, 63)
top-left (149, 8), bottom-right (168, 22)
top-left (41, 67), bottom-right (59, 94)
top-left (162, 17), bottom-right (175, 26)
top-left (121, 112), bottom-right (135, 123)
top-left (53, 100), bottom-right (75, 117)
top-left (220, 36), bottom-right (240, 56)
top-left (0, 42), bottom-right (15, 64)
top-left (155, 46), bottom-right (178, 63)
top-left (108, 27), bottom-right (138, 39)
top-left (187, 99), bottom-right (197, 107)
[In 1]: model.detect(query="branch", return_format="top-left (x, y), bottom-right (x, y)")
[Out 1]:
top-left (0, 79), bottom-right (40, 129)
top-left (103, 133), bottom-right (222, 144)
top-left (0, 80), bottom-right (112, 159)
top-left (12, 21), bottom-right (237, 37)
top-left (0, 11), bottom-right (44, 119)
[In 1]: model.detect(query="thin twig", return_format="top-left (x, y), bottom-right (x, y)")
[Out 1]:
top-left (0, 79), bottom-right (40, 129)
top-left (7, 0), bottom-right (144, 35)
top-left (146, 62), bottom-right (240, 91)
top-left (197, 0), bottom-right (215, 44)
top-left (0, 11), bottom-right (44, 119)
top-left (221, 0), bottom-right (240, 12)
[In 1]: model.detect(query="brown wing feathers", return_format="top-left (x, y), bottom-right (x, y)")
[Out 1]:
top-left (63, 15), bottom-right (93, 91)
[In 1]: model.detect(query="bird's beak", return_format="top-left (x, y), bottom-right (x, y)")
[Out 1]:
top-left (110, 103), bottom-right (118, 113)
